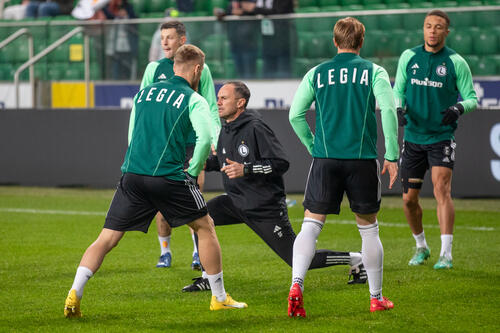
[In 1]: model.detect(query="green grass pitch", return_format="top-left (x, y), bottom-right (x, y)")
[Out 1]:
top-left (0, 186), bottom-right (498, 332)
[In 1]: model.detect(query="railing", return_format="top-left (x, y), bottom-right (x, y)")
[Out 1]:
top-left (13, 26), bottom-right (90, 108)
top-left (0, 28), bottom-right (34, 107)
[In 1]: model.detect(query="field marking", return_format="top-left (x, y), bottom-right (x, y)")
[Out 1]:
top-left (290, 218), bottom-right (495, 232)
top-left (0, 207), bottom-right (495, 232)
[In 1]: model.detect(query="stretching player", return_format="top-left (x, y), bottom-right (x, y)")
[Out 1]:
top-left (64, 45), bottom-right (246, 318)
top-left (182, 81), bottom-right (367, 292)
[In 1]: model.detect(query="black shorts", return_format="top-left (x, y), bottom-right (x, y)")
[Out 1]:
top-left (104, 173), bottom-right (207, 233)
top-left (400, 140), bottom-right (456, 191)
top-left (303, 158), bottom-right (381, 215)
top-left (207, 194), bottom-right (297, 266)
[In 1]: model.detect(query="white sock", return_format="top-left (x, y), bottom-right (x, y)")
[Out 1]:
top-left (192, 233), bottom-right (198, 256)
top-left (70, 266), bottom-right (93, 299)
top-left (207, 271), bottom-right (226, 302)
top-left (349, 252), bottom-right (363, 267)
top-left (158, 236), bottom-right (171, 255)
top-left (291, 218), bottom-right (323, 291)
top-left (440, 234), bottom-right (453, 260)
top-left (413, 231), bottom-right (428, 249)
top-left (358, 222), bottom-right (384, 301)
top-left (202, 270), bottom-right (208, 279)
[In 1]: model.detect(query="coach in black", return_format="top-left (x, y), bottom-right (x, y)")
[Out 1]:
top-left (182, 81), bottom-right (367, 292)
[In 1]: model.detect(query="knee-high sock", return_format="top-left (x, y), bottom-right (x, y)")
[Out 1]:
top-left (291, 218), bottom-right (323, 290)
top-left (358, 222), bottom-right (384, 300)
top-left (70, 266), bottom-right (93, 299)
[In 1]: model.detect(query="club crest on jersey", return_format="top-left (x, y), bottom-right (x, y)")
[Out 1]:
top-left (436, 65), bottom-right (447, 77)
top-left (238, 144), bottom-right (249, 157)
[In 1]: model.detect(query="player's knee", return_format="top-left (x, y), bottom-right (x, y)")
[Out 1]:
top-left (433, 181), bottom-right (451, 199)
top-left (402, 193), bottom-right (419, 208)
top-left (401, 168), bottom-right (423, 194)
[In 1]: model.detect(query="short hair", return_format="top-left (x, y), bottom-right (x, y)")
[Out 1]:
top-left (425, 10), bottom-right (450, 28)
top-left (160, 21), bottom-right (186, 37)
top-left (333, 17), bottom-right (365, 50)
top-left (224, 81), bottom-right (251, 108)
top-left (174, 44), bottom-right (205, 67)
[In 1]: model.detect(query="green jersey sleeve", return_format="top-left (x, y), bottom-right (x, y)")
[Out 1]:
top-left (289, 66), bottom-right (317, 155)
top-left (140, 61), bottom-right (159, 90)
top-left (393, 49), bottom-right (415, 108)
top-left (187, 92), bottom-right (212, 176)
top-left (450, 54), bottom-right (478, 114)
top-left (199, 63), bottom-right (221, 147)
top-left (373, 64), bottom-right (399, 161)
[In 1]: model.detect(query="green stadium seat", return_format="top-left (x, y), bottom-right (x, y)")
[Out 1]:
top-left (378, 14), bottom-right (403, 30)
top-left (65, 64), bottom-right (83, 80)
top-left (212, 0), bottom-right (229, 9)
top-left (342, 4), bottom-right (364, 10)
top-left (295, 6), bottom-right (321, 13)
top-left (448, 12), bottom-right (475, 28)
top-left (473, 31), bottom-right (498, 55)
top-left (90, 63), bottom-right (101, 80)
top-left (206, 60), bottom-right (224, 79)
top-left (223, 59), bottom-right (237, 79)
top-left (432, 0), bottom-right (459, 7)
top-left (318, 0), bottom-right (340, 6)
top-left (293, 58), bottom-right (313, 78)
top-left (385, 1), bottom-right (411, 8)
top-left (463, 55), bottom-right (479, 75)
top-left (312, 17), bottom-right (336, 33)
top-left (486, 55), bottom-right (500, 75)
top-left (447, 30), bottom-right (473, 55)
top-left (362, 29), bottom-right (382, 58)
top-left (357, 15), bottom-right (378, 30)
top-left (402, 12), bottom-right (426, 30)
top-left (321, 5), bottom-right (342, 12)
top-left (456, 0), bottom-right (483, 5)
top-left (474, 11), bottom-right (500, 28)
top-left (340, 0), bottom-right (362, 5)
top-left (298, 0), bottom-right (319, 7)
top-left (130, 0), bottom-right (147, 14)
top-left (399, 30), bottom-right (422, 51)
top-left (482, 0), bottom-right (500, 4)
top-left (409, 1), bottom-right (434, 8)
top-left (472, 56), bottom-right (497, 76)
top-left (295, 17), bottom-right (313, 32)
top-left (201, 34), bottom-right (226, 61)
top-left (48, 63), bottom-right (67, 80)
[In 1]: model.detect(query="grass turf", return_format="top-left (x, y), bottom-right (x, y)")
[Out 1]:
top-left (0, 186), bottom-right (498, 332)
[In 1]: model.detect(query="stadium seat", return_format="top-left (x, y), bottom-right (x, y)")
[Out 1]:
top-left (312, 17), bottom-right (336, 33)
top-left (385, 1), bottom-right (411, 8)
top-left (48, 63), bottom-right (67, 80)
top-left (358, 15), bottom-right (378, 30)
top-left (129, 0), bottom-right (147, 14)
top-left (402, 12), bottom-right (426, 30)
top-left (474, 11), bottom-right (500, 28)
top-left (472, 56), bottom-right (497, 76)
top-left (378, 14), bottom-right (403, 29)
top-left (448, 11), bottom-right (475, 28)
top-left (399, 29), bottom-right (422, 51)
top-left (318, 0), bottom-right (340, 6)
top-left (298, 0), bottom-right (319, 7)
top-left (485, 55), bottom-right (500, 75)
top-left (65, 64), bottom-right (83, 80)
top-left (293, 58), bottom-right (313, 78)
top-left (379, 56), bottom-right (399, 78)
top-left (205, 60), bottom-right (224, 78)
top-left (463, 55), bottom-right (479, 75)
top-left (432, 0), bottom-right (459, 7)
top-left (223, 59), bottom-right (237, 79)
top-left (201, 34), bottom-right (226, 61)
top-left (409, 1), bottom-right (434, 8)
top-left (295, 6), bottom-right (321, 13)
top-left (473, 31), bottom-right (498, 56)
top-left (295, 17), bottom-right (313, 32)
top-left (447, 30), bottom-right (473, 55)
top-left (456, 0), bottom-right (483, 5)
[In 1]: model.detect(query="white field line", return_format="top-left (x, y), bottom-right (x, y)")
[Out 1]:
top-left (0, 207), bottom-right (494, 232)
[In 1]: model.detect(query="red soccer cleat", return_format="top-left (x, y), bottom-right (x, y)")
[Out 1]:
top-left (370, 297), bottom-right (394, 312)
top-left (288, 283), bottom-right (306, 318)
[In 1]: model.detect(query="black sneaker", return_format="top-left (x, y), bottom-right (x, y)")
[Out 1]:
top-left (182, 277), bottom-right (211, 292)
top-left (348, 263), bottom-right (367, 285)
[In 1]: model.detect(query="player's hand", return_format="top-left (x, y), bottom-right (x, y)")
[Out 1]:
top-left (397, 107), bottom-right (407, 127)
top-left (381, 160), bottom-right (398, 189)
top-left (184, 172), bottom-right (198, 186)
top-left (441, 103), bottom-right (464, 125)
top-left (220, 158), bottom-right (244, 179)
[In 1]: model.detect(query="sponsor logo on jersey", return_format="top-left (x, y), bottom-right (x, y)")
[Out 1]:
top-left (436, 65), bottom-right (447, 77)
top-left (158, 73), bottom-right (167, 80)
top-left (410, 78), bottom-right (443, 88)
top-left (238, 144), bottom-right (249, 157)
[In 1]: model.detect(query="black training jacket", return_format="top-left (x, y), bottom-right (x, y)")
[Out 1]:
top-left (206, 110), bottom-right (290, 222)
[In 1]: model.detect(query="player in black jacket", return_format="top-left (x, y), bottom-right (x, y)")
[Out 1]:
top-left (182, 81), bottom-right (366, 292)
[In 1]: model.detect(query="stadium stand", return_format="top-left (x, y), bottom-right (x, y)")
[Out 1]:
top-left (0, 1), bottom-right (499, 81)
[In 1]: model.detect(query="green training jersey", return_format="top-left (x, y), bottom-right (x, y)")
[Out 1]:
top-left (122, 76), bottom-right (212, 180)
top-left (393, 45), bottom-right (477, 144)
top-left (289, 52), bottom-right (399, 161)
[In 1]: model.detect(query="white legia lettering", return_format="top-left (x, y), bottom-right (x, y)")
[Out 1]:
top-left (317, 67), bottom-right (369, 87)
top-left (360, 69), bottom-right (369, 86)
top-left (328, 69), bottom-right (335, 85)
top-left (137, 89), bottom-right (145, 103)
top-left (317, 73), bottom-right (324, 88)
top-left (172, 94), bottom-right (185, 109)
top-left (340, 68), bottom-right (348, 84)
top-left (166, 90), bottom-right (176, 103)
top-left (146, 87), bottom-right (157, 101)
top-left (156, 88), bottom-right (167, 102)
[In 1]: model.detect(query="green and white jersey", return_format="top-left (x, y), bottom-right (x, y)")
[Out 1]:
top-left (138, 57), bottom-right (221, 147)
top-left (393, 45), bottom-right (477, 144)
top-left (289, 52), bottom-right (399, 161)
top-left (122, 76), bottom-right (212, 180)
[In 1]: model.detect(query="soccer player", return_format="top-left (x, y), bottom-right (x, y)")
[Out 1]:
top-left (393, 10), bottom-right (477, 269)
top-left (287, 17), bottom-right (399, 317)
top-left (64, 45), bottom-right (247, 318)
top-left (139, 20), bottom-right (220, 270)
top-left (182, 81), bottom-right (367, 293)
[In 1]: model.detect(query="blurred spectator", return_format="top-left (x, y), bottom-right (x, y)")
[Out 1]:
top-left (252, 0), bottom-right (294, 78)
top-left (176, 0), bottom-right (193, 13)
top-left (72, 0), bottom-right (110, 20)
top-left (2, 0), bottom-right (29, 20)
top-left (102, 0), bottom-right (138, 80)
top-left (25, 0), bottom-right (74, 18)
top-left (223, 1), bottom-right (259, 79)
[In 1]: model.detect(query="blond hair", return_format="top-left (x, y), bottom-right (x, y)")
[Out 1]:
top-left (174, 44), bottom-right (205, 67)
top-left (334, 17), bottom-right (365, 50)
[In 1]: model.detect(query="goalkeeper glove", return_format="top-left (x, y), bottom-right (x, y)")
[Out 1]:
top-left (397, 107), bottom-right (407, 127)
top-left (441, 103), bottom-right (464, 125)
